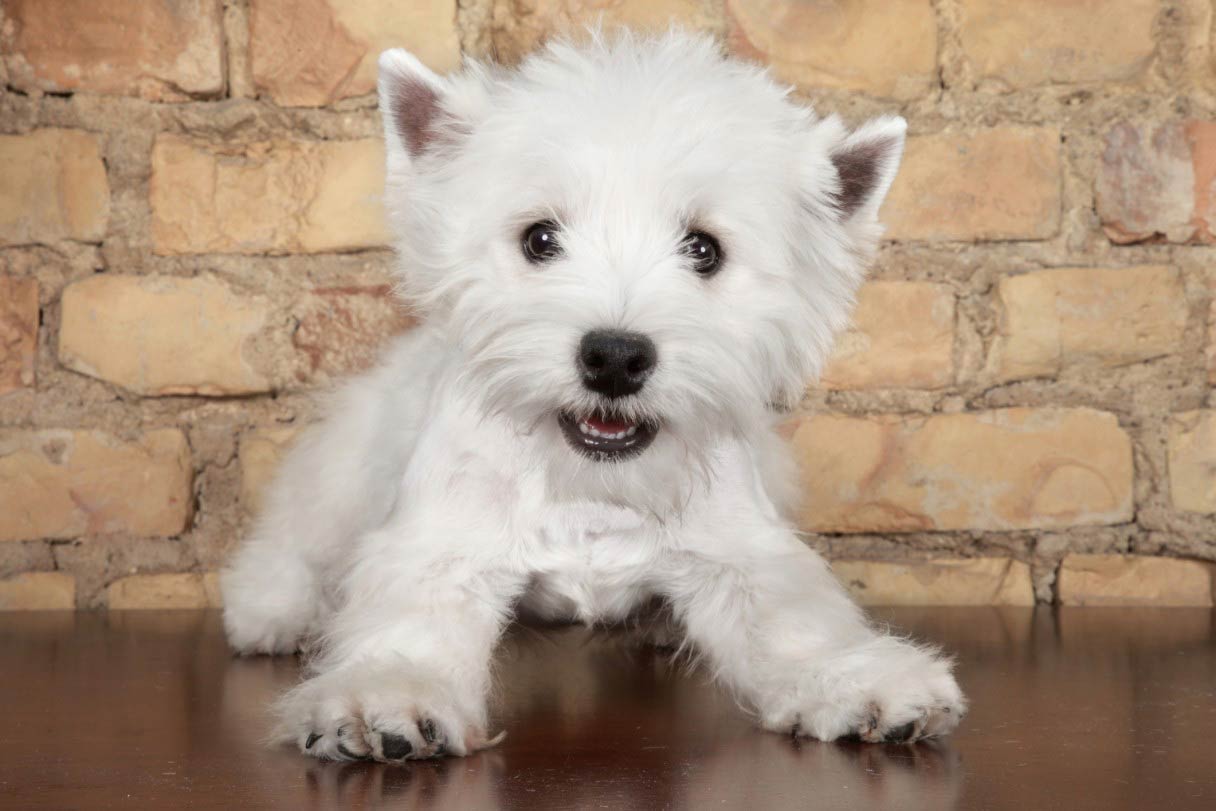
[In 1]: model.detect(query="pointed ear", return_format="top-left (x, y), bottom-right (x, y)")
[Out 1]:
top-left (829, 116), bottom-right (906, 221)
top-left (378, 49), bottom-right (448, 162)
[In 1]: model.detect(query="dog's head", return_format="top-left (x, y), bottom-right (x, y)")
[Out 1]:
top-left (378, 32), bottom-right (903, 474)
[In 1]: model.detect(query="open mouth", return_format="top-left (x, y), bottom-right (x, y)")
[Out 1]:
top-left (557, 410), bottom-right (659, 461)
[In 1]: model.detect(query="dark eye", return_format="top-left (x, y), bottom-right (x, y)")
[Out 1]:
top-left (522, 220), bottom-right (562, 263)
top-left (681, 231), bottom-right (722, 277)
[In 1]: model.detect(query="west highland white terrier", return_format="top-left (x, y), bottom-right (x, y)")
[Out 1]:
top-left (221, 30), bottom-right (966, 763)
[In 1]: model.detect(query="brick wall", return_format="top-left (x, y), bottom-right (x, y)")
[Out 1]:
top-left (1, 0), bottom-right (1214, 610)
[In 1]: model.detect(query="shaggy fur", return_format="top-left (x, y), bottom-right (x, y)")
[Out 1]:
top-left (221, 31), bottom-right (966, 763)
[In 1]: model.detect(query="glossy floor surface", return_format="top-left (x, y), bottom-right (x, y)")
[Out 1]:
top-left (1, 608), bottom-right (1213, 810)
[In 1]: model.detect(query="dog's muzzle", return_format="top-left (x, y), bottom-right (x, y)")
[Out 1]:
top-left (561, 330), bottom-right (659, 460)
top-left (558, 410), bottom-right (658, 461)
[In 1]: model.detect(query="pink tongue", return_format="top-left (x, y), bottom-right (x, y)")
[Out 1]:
top-left (584, 415), bottom-right (635, 433)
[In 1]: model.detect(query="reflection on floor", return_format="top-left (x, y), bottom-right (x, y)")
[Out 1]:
top-left (0, 607), bottom-right (1212, 810)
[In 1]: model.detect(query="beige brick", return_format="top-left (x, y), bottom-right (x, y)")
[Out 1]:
top-left (0, 572), bottom-right (75, 610)
top-left (832, 558), bottom-right (1034, 606)
top-left (0, 129), bottom-right (110, 246)
top-left (0, 277), bottom-right (37, 395)
top-left (58, 274), bottom-right (275, 397)
top-left (292, 285), bottom-right (415, 383)
top-left (1208, 271), bottom-right (1216, 383)
top-left (240, 427), bottom-right (299, 515)
top-left (492, 0), bottom-right (720, 64)
top-left (726, 0), bottom-right (936, 100)
top-left (988, 266), bottom-right (1187, 383)
top-left (250, 0), bottom-right (459, 106)
top-left (1098, 120), bottom-right (1191, 244)
top-left (0, 0), bottom-right (224, 101)
top-left (958, 0), bottom-right (1157, 90)
top-left (0, 429), bottom-right (192, 542)
top-left (820, 281), bottom-right (954, 390)
top-left (1058, 555), bottom-right (1214, 607)
top-left (1168, 410), bottom-right (1216, 513)
top-left (882, 128), bottom-right (1061, 242)
top-left (792, 408), bottom-right (1133, 533)
top-left (106, 572), bottom-right (222, 610)
top-left (150, 135), bottom-right (389, 255)
top-left (1097, 120), bottom-right (1216, 244)
top-left (1209, 286), bottom-right (1216, 384)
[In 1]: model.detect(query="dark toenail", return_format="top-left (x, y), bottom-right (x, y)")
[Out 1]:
top-left (381, 733), bottom-right (413, 760)
top-left (336, 743), bottom-right (367, 760)
top-left (305, 732), bottom-right (322, 749)
top-left (886, 721), bottom-right (917, 743)
top-left (420, 719), bottom-right (439, 743)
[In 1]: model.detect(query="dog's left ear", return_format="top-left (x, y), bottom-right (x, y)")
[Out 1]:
top-left (828, 116), bottom-right (907, 222)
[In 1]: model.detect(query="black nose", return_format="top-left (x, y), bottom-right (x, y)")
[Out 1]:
top-left (578, 330), bottom-right (657, 399)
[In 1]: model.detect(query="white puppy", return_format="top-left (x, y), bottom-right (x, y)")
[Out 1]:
top-left (222, 30), bottom-right (966, 763)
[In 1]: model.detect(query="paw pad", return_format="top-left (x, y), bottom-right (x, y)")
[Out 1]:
top-left (380, 733), bottom-right (413, 760)
top-left (884, 721), bottom-right (917, 743)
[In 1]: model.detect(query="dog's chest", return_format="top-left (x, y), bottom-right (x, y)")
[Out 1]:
top-left (522, 501), bottom-right (660, 621)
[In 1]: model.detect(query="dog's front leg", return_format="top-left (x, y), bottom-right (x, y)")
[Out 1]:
top-left (665, 522), bottom-right (966, 743)
top-left (275, 499), bottom-right (526, 763)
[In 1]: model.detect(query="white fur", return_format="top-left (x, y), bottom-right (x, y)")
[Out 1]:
top-left (222, 31), bottom-right (965, 762)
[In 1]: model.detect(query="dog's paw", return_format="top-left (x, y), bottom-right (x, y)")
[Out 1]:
top-left (223, 607), bottom-right (307, 656)
top-left (759, 635), bottom-right (966, 744)
top-left (275, 664), bottom-right (501, 762)
top-left (833, 696), bottom-right (962, 744)
top-left (220, 570), bottom-right (315, 656)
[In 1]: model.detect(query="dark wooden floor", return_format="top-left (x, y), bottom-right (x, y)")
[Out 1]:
top-left (1, 607), bottom-right (1213, 810)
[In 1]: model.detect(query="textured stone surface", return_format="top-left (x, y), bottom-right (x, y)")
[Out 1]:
top-left (0, 429), bottom-right (192, 542)
top-left (726, 0), bottom-right (936, 100)
top-left (106, 572), bottom-right (222, 609)
top-left (58, 274), bottom-right (276, 396)
top-left (0, 277), bottom-right (37, 395)
top-left (820, 281), bottom-right (954, 390)
top-left (987, 266), bottom-right (1187, 383)
top-left (150, 135), bottom-right (388, 255)
top-left (291, 285), bottom-right (415, 383)
top-left (1058, 555), bottom-right (1214, 606)
top-left (239, 427), bottom-right (299, 515)
top-left (249, 0), bottom-right (460, 106)
top-left (882, 128), bottom-right (1061, 241)
top-left (491, 0), bottom-right (719, 63)
top-left (1096, 120), bottom-right (1216, 244)
top-left (1168, 411), bottom-right (1216, 514)
top-left (793, 409), bottom-right (1133, 533)
top-left (0, 0), bottom-right (224, 100)
top-left (958, 0), bottom-right (1157, 90)
top-left (0, 572), bottom-right (75, 610)
top-left (832, 558), bottom-right (1034, 606)
top-left (0, 129), bottom-right (110, 246)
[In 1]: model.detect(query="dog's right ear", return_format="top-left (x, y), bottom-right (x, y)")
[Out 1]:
top-left (378, 49), bottom-right (453, 165)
